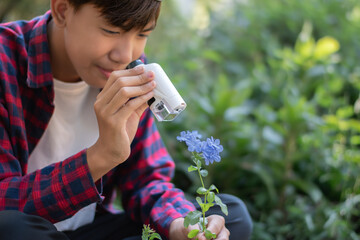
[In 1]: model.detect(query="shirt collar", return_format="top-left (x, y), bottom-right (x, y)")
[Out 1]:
top-left (26, 10), bottom-right (54, 88)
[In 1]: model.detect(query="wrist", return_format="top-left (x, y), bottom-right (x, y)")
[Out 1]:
top-left (86, 144), bottom-right (118, 181)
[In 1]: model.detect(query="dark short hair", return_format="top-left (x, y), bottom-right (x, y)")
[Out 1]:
top-left (68, 0), bottom-right (161, 31)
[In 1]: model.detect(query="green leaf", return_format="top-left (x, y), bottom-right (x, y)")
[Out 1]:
top-left (204, 229), bottom-right (217, 239)
top-left (149, 233), bottom-right (162, 240)
top-left (196, 159), bottom-right (202, 168)
top-left (220, 204), bottom-right (228, 216)
top-left (196, 197), bottom-right (203, 206)
top-left (305, 214), bottom-right (315, 231)
top-left (202, 49), bottom-right (222, 63)
top-left (288, 177), bottom-right (323, 203)
top-left (350, 135), bottom-right (360, 145)
top-left (183, 217), bottom-right (190, 228)
top-left (188, 229), bottom-right (200, 238)
top-left (184, 211), bottom-right (202, 227)
top-left (314, 36), bottom-right (340, 60)
top-left (142, 225), bottom-right (162, 240)
top-left (200, 169), bottom-right (208, 177)
top-left (336, 106), bottom-right (354, 119)
top-left (215, 195), bottom-right (228, 216)
top-left (197, 96), bottom-right (215, 115)
top-left (202, 202), bottom-right (215, 212)
top-left (197, 187), bottom-right (208, 195)
top-left (295, 22), bottom-right (315, 59)
top-left (262, 126), bottom-right (284, 145)
top-left (188, 165), bottom-right (198, 172)
top-left (184, 60), bottom-right (199, 71)
top-left (242, 162), bottom-right (277, 203)
top-left (349, 119), bottom-right (360, 132)
top-left (209, 184), bottom-right (219, 193)
top-left (207, 192), bottom-right (215, 203)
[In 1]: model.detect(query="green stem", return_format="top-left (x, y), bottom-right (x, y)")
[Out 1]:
top-left (197, 165), bottom-right (205, 189)
top-left (195, 156), bottom-right (207, 232)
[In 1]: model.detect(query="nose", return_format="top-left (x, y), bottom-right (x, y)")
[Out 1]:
top-left (108, 39), bottom-right (133, 65)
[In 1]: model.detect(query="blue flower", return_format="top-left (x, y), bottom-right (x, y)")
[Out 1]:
top-left (178, 131), bottom-right (224, 165)
top-left (177, 131), bottom-right (203, 152)
top-left (201, 137), bottom-right (223, 165)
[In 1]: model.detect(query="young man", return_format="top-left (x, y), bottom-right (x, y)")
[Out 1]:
top-left (0, 0), bottom-right (252, 239)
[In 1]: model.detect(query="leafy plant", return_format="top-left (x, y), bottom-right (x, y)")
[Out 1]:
top-left (141, 224), bottom-right (162, 240)
top-left (147, 0), bottom-right (360, 239)
top-left (177, 131), bottom-right (228, 239)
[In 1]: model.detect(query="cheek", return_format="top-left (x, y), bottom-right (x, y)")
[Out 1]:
top-left (65, 20), bottom-right (106, 59)
top-left (65, 32), bottom-right (108, 66)
top-left (133, 40), bottom-right (148, 60)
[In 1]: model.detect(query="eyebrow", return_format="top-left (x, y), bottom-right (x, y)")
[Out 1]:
top-left (142, 24), bottom-right (156, 32)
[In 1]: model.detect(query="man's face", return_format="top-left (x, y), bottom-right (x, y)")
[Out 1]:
top-left (62, 4), bottom-right (155, 88)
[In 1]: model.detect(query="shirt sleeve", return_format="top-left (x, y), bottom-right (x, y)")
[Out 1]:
top-left (117, 109), bottom-right (196, 237)
top-left (0, 123), bottom-right (102, 223)
top-left (0, 93), bottom-right (102, 223)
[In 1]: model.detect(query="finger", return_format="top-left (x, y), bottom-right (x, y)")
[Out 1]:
top-left (196, 233), bottom-right (206, 240)
top-left (118, 90), bottom-right (155, 120)
top-left (98, 71), bottom-right (154, 107)
top-left (215, 227), bottom-right (230, 240)
top-left (110, 67), bottom-right (153, 89)
top-left (206, 215), bottom-right (225, 236)
top-left (98, 65), bottom-right (149, 102)
top-left (100, 65), bottom-right (145, 94)
top-left (134, 102), bottom-right (149, 118)
top-left (187, 225), bottom-right (204, 240)
top-left (106, 80), bottom-right (156, 114)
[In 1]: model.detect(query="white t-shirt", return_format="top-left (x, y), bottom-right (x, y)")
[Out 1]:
top-left (27, 78), bottom-right (99, 231)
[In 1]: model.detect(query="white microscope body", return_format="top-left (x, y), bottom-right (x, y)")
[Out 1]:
top-left (128, 60), bottom-right (187, 121)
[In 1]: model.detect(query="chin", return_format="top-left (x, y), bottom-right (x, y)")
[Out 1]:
top-left (88, 80), bottom-right (105, 89)
top-left (81, 72), bottom-right (106, 89)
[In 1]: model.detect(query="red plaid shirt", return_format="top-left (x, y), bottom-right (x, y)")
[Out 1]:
top-left (0, 11), bottom-right (195, 237)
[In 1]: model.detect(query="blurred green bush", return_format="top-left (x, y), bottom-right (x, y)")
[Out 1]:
top-left (3, 0), bottom-right (360, 239)
top-left (147, 0), bottom-right (360, 239)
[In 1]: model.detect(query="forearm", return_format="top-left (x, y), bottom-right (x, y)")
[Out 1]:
top-left (86, 143), bottom-right (121, 182)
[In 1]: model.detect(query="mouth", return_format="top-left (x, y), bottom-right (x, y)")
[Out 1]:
top-left (97, 66), bottom-right (114, 79)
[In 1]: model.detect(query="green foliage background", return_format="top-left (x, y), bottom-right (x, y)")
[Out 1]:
top-left (3, 0), bottom-right (360, 239)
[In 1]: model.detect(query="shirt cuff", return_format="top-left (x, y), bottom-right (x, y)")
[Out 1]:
top-left (59, 150), bottom-right (103, 215)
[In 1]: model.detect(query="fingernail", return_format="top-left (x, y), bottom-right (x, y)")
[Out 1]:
top-left (149, 80), bottom-right (156, 87)
top-left (134, 65), bottom-right (144, 71)
top-left (147, 71), bottom-right (154, 78)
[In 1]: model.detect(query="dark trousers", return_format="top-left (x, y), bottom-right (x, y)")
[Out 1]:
top-left (0, 194), bottom-right (252, 240)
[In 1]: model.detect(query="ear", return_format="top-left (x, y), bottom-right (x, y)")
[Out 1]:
top-left (50, 0), bottom-right (71, 28)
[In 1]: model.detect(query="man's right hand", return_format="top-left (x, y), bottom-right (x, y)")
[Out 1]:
top-left (169, 216), bottom-right (230, 240)
top-left (87, 65), bottom-right (156, 181)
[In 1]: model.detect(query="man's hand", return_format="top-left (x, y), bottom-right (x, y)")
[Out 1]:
top-left (87, 65), bottom-right (156, 181)
top-left (169, 215), bottom-right (230, 240)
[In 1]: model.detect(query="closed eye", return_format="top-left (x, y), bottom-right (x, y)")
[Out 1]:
top-left (138, 33), bottom-right (149, 38)
top-left (138, 24), bottom-right (155, 38)
top-left (101, 28), bottom-right (119, 35)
